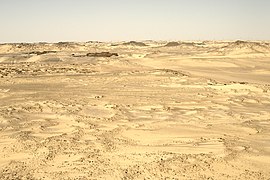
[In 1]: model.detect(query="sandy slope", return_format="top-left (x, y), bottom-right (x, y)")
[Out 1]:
top-left (0, 41), bottom-right (270, 179)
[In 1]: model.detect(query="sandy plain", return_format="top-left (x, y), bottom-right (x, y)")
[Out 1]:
top-left (0, 40), bottom-right (269, 179)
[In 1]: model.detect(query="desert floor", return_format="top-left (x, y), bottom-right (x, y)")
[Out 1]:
top-left (0, 41), bottom-right (270, 179)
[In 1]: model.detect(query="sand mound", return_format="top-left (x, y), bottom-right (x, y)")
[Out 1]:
top-left (164, 42), bottom-right (180, 47)
top-left (164, 42), bottom-right (197, 47)
top-left (122, 41), bottom-right (147, 46)
top-left (219, 40), bottom-right (270, 55)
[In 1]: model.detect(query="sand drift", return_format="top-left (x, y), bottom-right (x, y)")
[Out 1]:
top-left (0, 41), bottom-right (270, 179)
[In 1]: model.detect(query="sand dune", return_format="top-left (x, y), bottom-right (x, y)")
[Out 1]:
top-left (0, 41), bottom-right (270, 179)
top-left (122, 41), bottom-right (147, 47)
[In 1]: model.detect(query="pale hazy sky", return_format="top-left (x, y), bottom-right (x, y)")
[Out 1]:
top-left (0, 0), bottom-right (269, 42)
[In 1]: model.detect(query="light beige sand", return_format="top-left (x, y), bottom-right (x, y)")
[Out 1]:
top-left (0, 41), bottom-right (270, 179)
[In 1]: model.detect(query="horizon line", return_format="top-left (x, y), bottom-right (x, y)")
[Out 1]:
top-left (1, 39), bottom-right (270, 44)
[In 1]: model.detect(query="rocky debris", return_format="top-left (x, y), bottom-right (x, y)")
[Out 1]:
top-left (164, 41), bottom-right (196, 47)
top-left (56, 42), bottom-right (76, 47)
top-left (182, 42), bottom-right (196, 46)
top-left (227, 40), bottom-right (266, 49)
top-left (234, 40), bottom-right (249, 46)
top-left (72, 52), bottom-right (119, 58)
top-left (15, 43), bottom-right (38, 50)
top-left (71, 53), bottom-right (84, 57)
top-left (86, 52), bottom-right (118, 57)
top-left (57, 42), bottom-right (71, 45)
top-left (196, 42), bottom-right (206, 46)
top-left (220, 40), bottom-right (270, 54)
top-left (27, 51), bottom-right (57, 55)
top-left (87, 41), bottom-right (103, 43)
top-left (122, 41), bottom-right (147, 46)
top-left (164, 42), bottom-right (180, 47)
top-left (0, 64), bottom-right (97, 77)
top-left (42, 58), bottom-right (62, 62)
top-left (55, 42), bottom-right (77, 50)
top-left (159, 69), bottom-right (189, 76)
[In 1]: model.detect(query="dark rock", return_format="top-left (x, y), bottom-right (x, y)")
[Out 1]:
top-left (28, 51), bottom-right (57, 55)
top-left (56, 42), bottom-right (71, 45)
top-left (42, 58), bottom-right (62, 62)
top-left (86, 52), bottom-right (118, 57)
top-left (164, 42), bottom-right (180, 47)
top-left (122, 41), bottom-right (147, 46)
top-left (234, 40), bottom-right (248, 45)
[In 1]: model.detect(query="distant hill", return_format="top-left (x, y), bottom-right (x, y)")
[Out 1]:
top-left (164, 42), bottom-right (180, 47)
top-left (218, 40), bottom-right (270, 55)
top-left (122, 41), bottom-right (147, 46)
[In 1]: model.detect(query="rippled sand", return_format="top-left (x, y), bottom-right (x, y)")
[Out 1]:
top-left (0, 41), bottom-right (270, 179)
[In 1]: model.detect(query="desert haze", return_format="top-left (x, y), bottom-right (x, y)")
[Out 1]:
top-left (0, 40), bottom-right (270, 179)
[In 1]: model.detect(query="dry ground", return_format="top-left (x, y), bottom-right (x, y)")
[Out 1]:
top-left (0, 41), bottom-right (270, 179)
